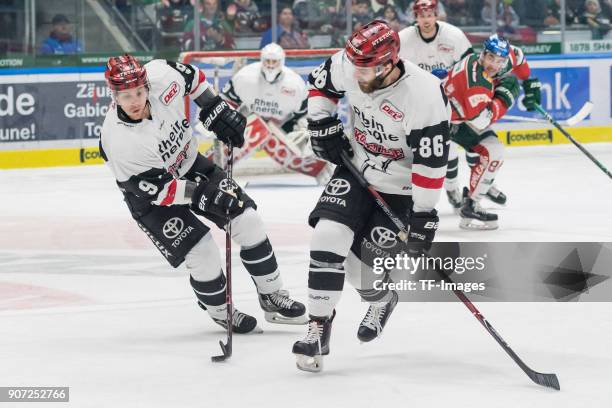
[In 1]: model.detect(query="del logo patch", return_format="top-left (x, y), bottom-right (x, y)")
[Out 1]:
top-left (380, 100), bottom-right (404, 121)
top-left (160, 82), bottom-right (180, 105)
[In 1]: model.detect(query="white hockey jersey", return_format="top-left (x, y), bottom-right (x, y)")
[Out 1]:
top-left (398, 21), bottom-right (472, 73)
top-left (221, 62), bottom-right (307, 129)
top-left (100, 59), bottom-right (210, 206)
top-left (308, 51), bottom-right (450, 213)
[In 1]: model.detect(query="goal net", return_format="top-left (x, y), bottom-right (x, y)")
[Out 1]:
top-left (179, 49), bottom-right (339, 176)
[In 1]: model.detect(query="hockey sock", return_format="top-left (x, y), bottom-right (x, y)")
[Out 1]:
top-left (240, 237), bottom-right (281, 294)
top-left (308, 220), bottom-right (354, 317)
top-left (309, 250), bottom-right (346, 317)
top-left (230, 208), bottom-right (282, 294)
top-left (444, 156), bottom-right (459, 191)
top-left (469, 137), bottom-right (504, 199)
top-left (190, 274), bottom-right (227, 319)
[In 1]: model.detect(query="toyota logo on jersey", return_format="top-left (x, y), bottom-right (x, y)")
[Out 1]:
top-left (370, 226), bottom-right (397, 249)
top-left (324, 178), bottom-right (351, 196)
top-left (162, 217), bottom-right (184, 239)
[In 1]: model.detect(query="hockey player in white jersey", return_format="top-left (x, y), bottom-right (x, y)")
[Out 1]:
top-left (99, 54), bottom-right (306, 334)
top-left (221, 43), bottom-right (333, 183)
top-left (399, 0), bottom-right (472, 75)
top-left (398, 0), bottom-right (486, 211)
top-left (291, 20), bottom-right (450, 372)
top-left (222, 43), bottom-right (308, 133)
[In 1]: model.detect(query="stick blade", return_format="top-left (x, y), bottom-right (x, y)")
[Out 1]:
top-left (527, 370), bottom-right (560, 390)
top-left (211, 340), bottom-right (231, 362)
top-left (565, 101), bottom-right (593, 126)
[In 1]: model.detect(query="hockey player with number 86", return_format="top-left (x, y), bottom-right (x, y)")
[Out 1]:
top-left (291, 20), bottom-right (451, 372)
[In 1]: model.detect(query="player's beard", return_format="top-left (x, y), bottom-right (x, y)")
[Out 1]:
top-left (358, 78), bottom-right (383, 93)
top-left (357, 67), bottom-right (394, 93)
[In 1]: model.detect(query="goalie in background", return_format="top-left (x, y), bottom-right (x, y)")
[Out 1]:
top-left (220, 43), bottom-right (334, 184)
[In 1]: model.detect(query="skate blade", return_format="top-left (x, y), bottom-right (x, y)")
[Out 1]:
top-left (264, 312), bottom-right (308, 325)
top-left (459, 218), bottom-right (498, 230)
top-left (295, 354), bottom-right (323, 372)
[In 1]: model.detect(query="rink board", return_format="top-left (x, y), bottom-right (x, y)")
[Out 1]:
top-left (2, 53), bottom-right (612, 169)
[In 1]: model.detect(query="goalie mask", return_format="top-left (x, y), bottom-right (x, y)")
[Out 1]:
top-left (260, 43), bottom-right (285, 83)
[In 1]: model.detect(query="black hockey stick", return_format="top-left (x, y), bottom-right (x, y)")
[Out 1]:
top-left (212, 144), bottom-right (234, 362)
top-left (535, 104), bottom-right (612, 180)
top-left (340, 152), bottom-right (560, 390)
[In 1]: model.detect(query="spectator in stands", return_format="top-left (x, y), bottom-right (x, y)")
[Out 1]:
top-left (482, 0), bottom-right (519, 26)
top-left (444, 0), bottom-right (480, 26)
top-left (497, 10), bottom-right (522, 41)
top-left (513, 0), bottom-right (548, 28)
top-left (225, 0), bottom-right (265, 34)
top-left (584, 0), bottom-right (611, 39)
top-left (370, 0), bottom-right (396, 15)
top-left (601, 0), bottom-right (612, 19)
top-left (293, 0), bottom-right (340, 31)
top-left (260, 6), bottom-right (309, 49)
top-left (353, 0), bottom-right (375, 26)
top-left (182, 0), bottom-right (235, 50)
top-left (40, 14), bottom-right (83, 55)
top-left (545, 0), bottom-right (583, 26)
top-left (376, 5), bottom-right (403, 31)
top-left (157, 0), bottom-right (193, 37)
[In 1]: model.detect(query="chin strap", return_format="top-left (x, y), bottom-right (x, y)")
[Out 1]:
top-left (373, 63), bottom-right (398, 89)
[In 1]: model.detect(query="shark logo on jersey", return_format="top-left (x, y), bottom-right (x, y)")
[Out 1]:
top-left (354, 129), bottom-right (405, 160)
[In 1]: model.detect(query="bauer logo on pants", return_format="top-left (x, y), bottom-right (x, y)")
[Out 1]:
top-left (324, 178), bottom-right (351, 196)
top-left (370, 226), bottom-right (397, 249)
top-left (163, 217), bottom-right (184, 239)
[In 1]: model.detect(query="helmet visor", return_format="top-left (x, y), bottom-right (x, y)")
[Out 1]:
top-left (344, 53), bottom-right (384, 82)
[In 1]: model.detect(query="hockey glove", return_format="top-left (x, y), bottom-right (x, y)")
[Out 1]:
top-left (199, 95), bottom-right (246, 148)
top-left (191, 176), bottom-right (243, 218)
top-left (407, 209), bottom-right (439, 254)
top-left (493, 76), bottom-right (520, 110)
top-left (522, 77), bottom-right (542, 112)
top-left (308, 116), bottom-right (354, 165)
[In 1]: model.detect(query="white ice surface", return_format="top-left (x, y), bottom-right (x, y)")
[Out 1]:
top-left (0, 143), bottom-right (611, 407)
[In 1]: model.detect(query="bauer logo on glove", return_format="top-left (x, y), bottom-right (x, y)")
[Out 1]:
top-left (202, 100), bottom-right (229, 129)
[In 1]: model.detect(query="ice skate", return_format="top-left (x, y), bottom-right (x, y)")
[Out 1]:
top-left (292, 311), bottom-right (335, 372)
top-left (459, 188), bottom-right (498, 230)
top-left (357, 290), bottom-right (399, 343)
top-left (198, 301), bottom-right (263, 334)
top-left (485, 184), bottom-right (507, 205)
top-left (259, 289), bottom-right (307, 325)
